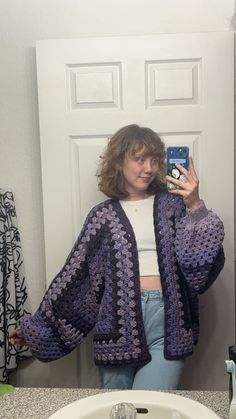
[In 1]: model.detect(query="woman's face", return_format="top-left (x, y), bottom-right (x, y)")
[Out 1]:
top-left (121, 149), bottom-right (159, 199)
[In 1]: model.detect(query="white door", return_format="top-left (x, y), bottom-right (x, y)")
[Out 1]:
top-left (36, 33), bottom-right (234, 389)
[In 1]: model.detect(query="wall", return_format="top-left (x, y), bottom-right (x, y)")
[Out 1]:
top-left (0, 0), bottom-right (234, 388)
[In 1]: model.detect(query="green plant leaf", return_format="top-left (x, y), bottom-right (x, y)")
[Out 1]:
top-left (0, 384), bottom-right (15, 397)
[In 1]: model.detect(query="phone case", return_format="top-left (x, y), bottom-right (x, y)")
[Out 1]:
top-left (167, 146), bottom-right (189, 190)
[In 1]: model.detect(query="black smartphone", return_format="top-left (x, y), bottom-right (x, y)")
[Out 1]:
top-left (166, 146), bottom-right (189, 190)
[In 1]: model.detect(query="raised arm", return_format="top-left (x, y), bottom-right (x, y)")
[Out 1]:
top-left (166, 157), bottom-right (225, 293)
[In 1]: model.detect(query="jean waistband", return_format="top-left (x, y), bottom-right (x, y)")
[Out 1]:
top-left (141, 289), bottom-right (163, 300)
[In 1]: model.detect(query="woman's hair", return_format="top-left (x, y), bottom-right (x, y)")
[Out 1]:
top-left (97, 124), bottom-right (167, 199)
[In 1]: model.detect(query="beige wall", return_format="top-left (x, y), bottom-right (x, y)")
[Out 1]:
top-left (0, 0), bottom-right (234, 388)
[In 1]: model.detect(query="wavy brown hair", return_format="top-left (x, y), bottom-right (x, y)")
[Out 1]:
top-left (97, 124), bottom-right (167, 199)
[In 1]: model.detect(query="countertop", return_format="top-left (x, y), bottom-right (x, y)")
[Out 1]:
top-left (0, 388), bottom-right (229, 419)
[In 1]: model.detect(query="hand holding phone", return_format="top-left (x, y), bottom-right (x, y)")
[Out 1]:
top-left (166, 151), bottom-right (201, 209)
top-left (166, 146), bottom-right (189, 190)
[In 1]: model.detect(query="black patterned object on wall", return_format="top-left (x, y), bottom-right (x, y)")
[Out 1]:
top-left (0, 189), bottom-right (32, 383)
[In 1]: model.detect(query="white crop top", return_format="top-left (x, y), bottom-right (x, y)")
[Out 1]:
top-left (120, 195), bottom-right (160, 276)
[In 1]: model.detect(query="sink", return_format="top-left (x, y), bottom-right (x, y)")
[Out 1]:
top-left (48, 390), bottom-right (220, 418)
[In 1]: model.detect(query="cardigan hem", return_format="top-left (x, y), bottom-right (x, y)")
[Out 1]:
top-left (94, 354), bottom-right (151, 368)
top-left (164, 349), bottom-right (194, 361)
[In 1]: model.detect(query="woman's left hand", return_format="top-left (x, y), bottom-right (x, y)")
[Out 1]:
top-left (166, 156), bottom-right (201, 209)
top-left (9, 330), bottom-right (26, 347)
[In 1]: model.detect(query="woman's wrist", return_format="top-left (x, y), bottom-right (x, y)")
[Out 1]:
top-left (185, 199), bottom-right (209, 222)
top-left (185, 198), bottom-right (202, 210)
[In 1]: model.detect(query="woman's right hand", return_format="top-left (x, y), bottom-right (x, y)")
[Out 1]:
top-left (9, 330), bottom-right (26, 347)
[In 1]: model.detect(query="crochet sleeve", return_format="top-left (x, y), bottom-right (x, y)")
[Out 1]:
top-left (17, 206), bottom-right (106, 362)
top-left (174, 199), bottom-right (225, 294)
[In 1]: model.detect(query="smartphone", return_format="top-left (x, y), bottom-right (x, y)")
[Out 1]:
top-left (166, 146), bottom-right (189, 190)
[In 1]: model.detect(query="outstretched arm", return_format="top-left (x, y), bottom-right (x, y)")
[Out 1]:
top-left (9, 205), bottom-right (106, 362)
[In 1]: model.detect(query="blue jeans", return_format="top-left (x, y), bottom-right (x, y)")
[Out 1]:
top-left (99, 289), bottom-right (185, 390)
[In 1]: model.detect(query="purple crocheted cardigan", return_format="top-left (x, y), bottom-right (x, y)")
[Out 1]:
top-left (18, 193), bottom-right (225, 366)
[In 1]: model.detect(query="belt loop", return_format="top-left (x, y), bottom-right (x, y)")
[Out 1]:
top-left (141, 289), bottom-right (148, 302)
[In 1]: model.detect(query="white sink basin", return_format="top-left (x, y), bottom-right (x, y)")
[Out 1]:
top-left (48, 390), bottom-right (221, 419)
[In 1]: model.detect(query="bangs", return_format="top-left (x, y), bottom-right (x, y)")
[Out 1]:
top-left (127, 137), bottom-right (161, 158)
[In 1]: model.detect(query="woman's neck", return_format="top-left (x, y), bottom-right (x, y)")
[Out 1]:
top-left (123, 192), bottom-right (151, 201)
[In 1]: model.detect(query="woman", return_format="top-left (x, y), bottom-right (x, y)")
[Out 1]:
top-left (10, 124), bottom-right (225, 390)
